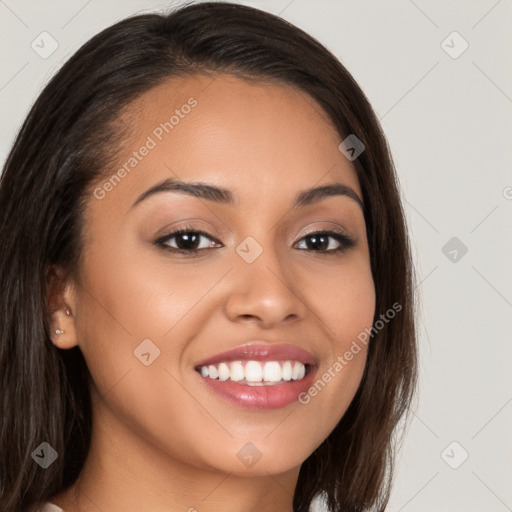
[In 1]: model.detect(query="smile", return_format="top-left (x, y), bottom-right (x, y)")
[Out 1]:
top-left (197, 360), bottom-right (310, 385)
top-left (193, 342), bottom-right (318, 409)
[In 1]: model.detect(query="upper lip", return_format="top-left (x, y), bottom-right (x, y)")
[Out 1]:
top-left (194, 342), bottom-right (319, 369)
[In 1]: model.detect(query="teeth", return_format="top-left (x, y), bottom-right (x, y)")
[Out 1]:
top-left (245, 361), bottom-right (263, 382)
top-left (282, 361), bottom-right (292, 381)
top-left (198, 360), bottom-right (307, 384)
top-left (263, 361), bottom-right (282, 382)
top-left (218, 362), bottom-right (230, 381)
top-left (208, 365), bottom-right (218, 379)
top-left (292, 361), bottom-right (304, 380)
top-left (230, 361), bottom-right (245, 382)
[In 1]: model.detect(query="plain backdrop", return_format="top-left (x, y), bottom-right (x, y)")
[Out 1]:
top-left (1, 1), bottom-right (511, 511)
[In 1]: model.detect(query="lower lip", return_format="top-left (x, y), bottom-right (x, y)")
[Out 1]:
top-left (197, 368), bottom-right (318, 410)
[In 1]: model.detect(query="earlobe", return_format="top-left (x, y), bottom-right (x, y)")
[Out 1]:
top-left (49, 304), bottom-right (78, 349)
top-left (46, 266), bottom-right (79, 349)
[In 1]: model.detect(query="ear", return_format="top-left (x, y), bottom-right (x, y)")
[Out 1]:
top-left (46, 265), bottom-right (79, 349)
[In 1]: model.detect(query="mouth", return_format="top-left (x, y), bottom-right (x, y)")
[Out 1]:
top-left (195, 360), bottom-right (313, 385)
top-left (193, 343), bottom-right (318, 409)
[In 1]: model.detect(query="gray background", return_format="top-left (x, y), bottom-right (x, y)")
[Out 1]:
top-left (1, 1), bottom-right (511, 510)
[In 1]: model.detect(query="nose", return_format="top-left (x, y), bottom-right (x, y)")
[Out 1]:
top-left (224, 242), bottom-right (307, 328)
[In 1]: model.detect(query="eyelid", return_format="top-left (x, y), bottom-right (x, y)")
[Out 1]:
top-left (154, 227), bottom-right (222, 247)
top-left (297, 223), bottom-right (351, 240)
top-left (153, 218), bottom-right (222, 240)
top-left (295, 220), bottom-right (355, 241)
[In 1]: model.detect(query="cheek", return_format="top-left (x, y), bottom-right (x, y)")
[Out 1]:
top-left (75, 249), bottom-right (201, 348)
top-left (73, 239), bottom-right (236, 419)
top-left (73, 250), bottom-right (226, 467)
top-left (296, 257), bottom-right (375, 422)
top-left (304, 254), bottom-right (376, 343)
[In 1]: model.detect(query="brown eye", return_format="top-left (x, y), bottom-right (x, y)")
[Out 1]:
top-left (295, 231), bottom-right (355, 254)
top-left (155, 228), bottom-right (221, 254)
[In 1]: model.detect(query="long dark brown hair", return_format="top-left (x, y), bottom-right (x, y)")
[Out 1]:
top-left (0, 2), bottom-right (417, 511)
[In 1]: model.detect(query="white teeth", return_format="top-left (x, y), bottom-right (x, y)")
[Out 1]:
top-left (218, 362), bottom-right (230, 381)
top-left (292, 361), bottom-right (302, 380)
top-left (208, 365), bottom-right (218, 379)
top-left (245, 361), bottom-right (263, 382)
top-left (198, 360), bottom-right (307, 384)
top-left (263, 361), bottom-right (282, 382)
top-left (230, 361), bottom-right (245, 382)
top-left (282, 361), bottom-right (292, 381)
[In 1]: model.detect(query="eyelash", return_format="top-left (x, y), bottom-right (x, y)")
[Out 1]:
top-left (154, 226), bottom-right (356, 256)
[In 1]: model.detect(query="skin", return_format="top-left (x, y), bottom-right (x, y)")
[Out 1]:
top-left (48, 73), bottom-right (376, 512)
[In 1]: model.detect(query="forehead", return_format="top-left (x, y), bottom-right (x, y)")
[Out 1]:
top-left (96, 73), bottom-right (361, 212)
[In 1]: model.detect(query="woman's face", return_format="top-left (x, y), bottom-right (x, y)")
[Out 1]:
top-left (59, 73), bottom-right (375, 477)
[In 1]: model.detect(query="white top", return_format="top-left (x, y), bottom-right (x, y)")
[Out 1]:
top-left (38, 503), bottom-right (65, 512)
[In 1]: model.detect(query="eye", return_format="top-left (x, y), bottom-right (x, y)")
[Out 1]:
top-left (155, 227), bottom-right (222, 254)
top-left (155, 227), bottom-right (355, 255)
top-left (294, 230), bottom-right (355, 254)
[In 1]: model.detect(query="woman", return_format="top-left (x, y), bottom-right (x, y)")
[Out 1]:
top-left (0, 2), bottom-right (417, 511)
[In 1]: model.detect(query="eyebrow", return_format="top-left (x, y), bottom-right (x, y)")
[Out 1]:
top-left (131, 178), bottom-right (364, 212)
